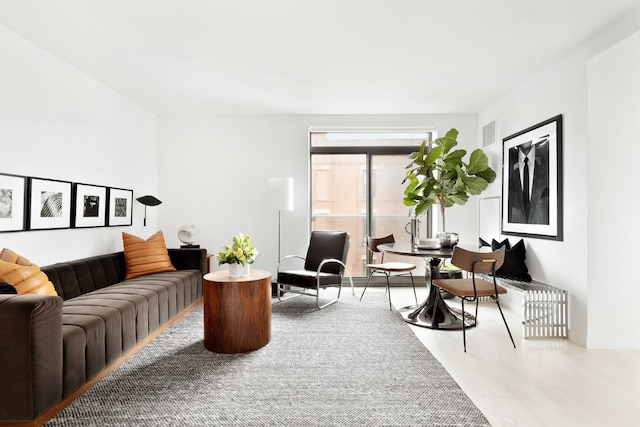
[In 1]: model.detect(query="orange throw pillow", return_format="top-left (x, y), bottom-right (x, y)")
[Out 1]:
top-left (0, 248), bottom-right (57, 296)
top-left (122, 231), bottom-right (176, 279)
top-left (0, 248), bottom-right (32, 266)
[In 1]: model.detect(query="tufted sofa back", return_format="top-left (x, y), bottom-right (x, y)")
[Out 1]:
top-left (42, 253), bottom-right (127, 300)
top-left (41, 249), bottom-right (207, 300)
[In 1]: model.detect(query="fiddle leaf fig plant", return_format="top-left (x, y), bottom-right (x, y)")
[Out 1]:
top-left (403, 128), bottom-right (496, 232)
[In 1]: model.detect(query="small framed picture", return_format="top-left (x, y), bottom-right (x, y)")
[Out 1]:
top-left (72, 183), bottom-right (107, 228)
top-left (107, 187), bottom-right (133, 226)
top-left (28, 177), bottom-right (73, 230)
top-left (0, 173), bottom-right (28, 232)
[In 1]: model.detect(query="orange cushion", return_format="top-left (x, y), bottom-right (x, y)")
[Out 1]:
top-left (432, 277), bottom-right (507, 298)
top-left (122, 231), bottom-right (176, 279)
top-left (0, 248), bottom-right (32, 266)
top-left (0, 249), bottom-right (57, 296)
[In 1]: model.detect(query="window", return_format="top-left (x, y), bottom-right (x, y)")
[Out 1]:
top-left (310, 130), bottom-right (434, 277)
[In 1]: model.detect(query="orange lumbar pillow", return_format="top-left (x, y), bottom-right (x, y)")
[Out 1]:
top-left (122, 230), bottom-right (176, 280)
top-left (0, 248), bottom-right (58, 296)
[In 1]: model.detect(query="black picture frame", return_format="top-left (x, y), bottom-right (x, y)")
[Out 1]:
top-left (72, 183), bottom-right (107, 228)
top-left (107, 187), bottom-right (133, 226)
top-left (27, 177), bottom-right (73, 230)
top-left (0, 173), bottom-right (28, 232)
top-left (501, 114), bottom-right (563, 241)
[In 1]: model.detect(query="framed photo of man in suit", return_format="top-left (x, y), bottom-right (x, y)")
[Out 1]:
top-left (502, 115), bottom-right (563, 241)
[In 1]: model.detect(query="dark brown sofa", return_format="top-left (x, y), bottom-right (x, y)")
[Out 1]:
top-left (0, 248), bottom-right (206, 426)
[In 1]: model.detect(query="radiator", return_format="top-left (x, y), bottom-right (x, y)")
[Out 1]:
top-left (478, 274), bottom-right (568, 339)
top-left (523, 287), bottom-right (568, 338)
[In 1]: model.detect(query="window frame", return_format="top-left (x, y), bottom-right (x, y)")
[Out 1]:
top-left (309, 129), bottom-right (434, 272)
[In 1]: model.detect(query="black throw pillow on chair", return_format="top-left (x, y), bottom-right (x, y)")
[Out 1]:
top-left (491, 239), bottom-right (532, 282)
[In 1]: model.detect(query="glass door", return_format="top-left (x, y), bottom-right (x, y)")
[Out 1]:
top-left (311, 154), bottom-right (366, 276)
top-left (370, 155), bottom-right (427, 276)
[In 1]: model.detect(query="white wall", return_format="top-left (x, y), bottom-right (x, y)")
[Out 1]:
top-left (478, 8), bottom-right (640, 348)
top-left (0, 25), bottom-right (158, 265)
top-left (157, 114), bottom-right (477, 278)
top-left (587, 32), bottom-right (640, 348)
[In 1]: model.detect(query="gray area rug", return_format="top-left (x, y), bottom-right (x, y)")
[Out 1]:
top-left (47, 291), bottom-right (489, 426)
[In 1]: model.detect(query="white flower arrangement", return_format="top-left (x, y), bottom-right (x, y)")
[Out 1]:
top-left (216, 233), bottom-right (258, 266)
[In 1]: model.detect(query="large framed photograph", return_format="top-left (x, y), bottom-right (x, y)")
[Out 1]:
top-left (107, 187), bottom-right (133, 226)
top-left (0, 173), bottom-right (27, 232)
top-left (72, 183), bottom-right (107, 228)
top-left (502, 114), bottom-right (563, 241)
top-left (28, 177), bottom-right (72, 230)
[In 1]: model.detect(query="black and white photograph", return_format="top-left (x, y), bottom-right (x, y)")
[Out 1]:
top-left (502, 114), bottom-right (563, 240)
top-left (73, 183), bottom-right (107, 228)
top-left (0, 173), bottom-right (27, 232)
top-left (107, 187), bottom-right (133, 226)
top-left (28, 177), bottom-right (72, 230)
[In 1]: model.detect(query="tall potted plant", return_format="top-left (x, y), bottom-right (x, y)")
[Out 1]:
top-left (403, 128), bottom-right (496, 246)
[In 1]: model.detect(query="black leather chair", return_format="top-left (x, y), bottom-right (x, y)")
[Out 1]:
top-left (276, 231), bottom-right (353, 309)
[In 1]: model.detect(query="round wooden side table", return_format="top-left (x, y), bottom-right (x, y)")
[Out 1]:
top-left (203, 269), bottom-right (272, 354)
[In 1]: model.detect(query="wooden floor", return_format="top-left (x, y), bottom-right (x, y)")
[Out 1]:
top-left (363, 286), bottom-right (640, 427)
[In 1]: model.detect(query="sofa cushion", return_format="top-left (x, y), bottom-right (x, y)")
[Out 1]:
top-left (61, 313), bottom-right (106, 381)
top-left (61, 325), bottom-right (87, 398)
top-left (74, 291), bottom-right (150, 342)
top-left (84, 286), bottom-right (159, 337)
top-left (0, 258), bottom-right (58, 295)
top-left (65, 298), bottom-right (137, 352)
top-left (62, 306), bottom-right (123, 366)
top-left (122, 231), bottom-right (176, 279)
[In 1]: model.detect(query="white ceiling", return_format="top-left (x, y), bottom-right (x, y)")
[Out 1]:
top-left (1, 0), bottom-right (638, 115)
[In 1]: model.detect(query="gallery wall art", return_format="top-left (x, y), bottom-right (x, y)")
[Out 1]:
top-left (0, 172), bottom-right (134, 232)
top-left (28, 177), bottom-right (72, 230)
top-left (72, 183), bottom-right (108, 228)
top-left (0, 173), bottom-right (27, 232)
top-left (107, 187), bottom-right (133, 227)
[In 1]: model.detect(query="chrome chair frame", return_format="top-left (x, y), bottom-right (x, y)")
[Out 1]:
top-left (277, 255), bottom-right (354, 309)
top-left (360, 234), bottom-right (418, 310)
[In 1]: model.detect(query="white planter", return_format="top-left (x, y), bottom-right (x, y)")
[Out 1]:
top-left (228, 263), bottom-right (250, 277)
